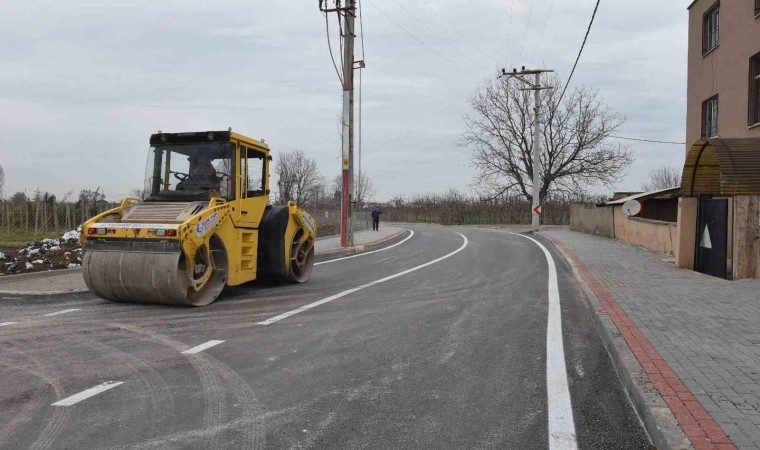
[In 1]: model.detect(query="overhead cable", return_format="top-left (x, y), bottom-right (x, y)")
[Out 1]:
top-left (557, 0), bottom-right (601, 105)
top-left (418, 0), bottom-right (499, 65)
top-left (364, 0), bottom-right (467, 72)
top-left (389, 0), bottom-right (492, 71)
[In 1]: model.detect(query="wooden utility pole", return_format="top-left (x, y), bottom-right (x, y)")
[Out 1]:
top-left (320, 0), bottom-right (357, 247)
top-left (500, 67), bottom-right (554, 231)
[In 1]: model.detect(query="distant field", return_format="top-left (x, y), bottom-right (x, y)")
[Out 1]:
top-left (0, 231), bottom-right (63, 245)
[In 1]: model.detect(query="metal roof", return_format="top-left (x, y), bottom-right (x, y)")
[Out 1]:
top-left (681, 138), bottom-right (760, 196)
top-left (605, 187), bottom-right (681, 206)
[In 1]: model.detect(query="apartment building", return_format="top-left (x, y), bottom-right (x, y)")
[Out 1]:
top-left (686, 0), bottom-right (760, 145)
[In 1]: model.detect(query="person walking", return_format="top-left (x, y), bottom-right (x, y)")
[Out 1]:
top-left (371, 208), bottom-right (381, 231)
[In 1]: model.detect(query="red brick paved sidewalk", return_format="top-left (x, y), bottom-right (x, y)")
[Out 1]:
top-left (545, 228), bottom-right (760, 449)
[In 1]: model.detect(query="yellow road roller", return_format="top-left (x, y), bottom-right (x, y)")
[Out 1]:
top-left (81, 130), bottom-right (317, 306)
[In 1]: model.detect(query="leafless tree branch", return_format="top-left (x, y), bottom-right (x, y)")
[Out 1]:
top-left (461, 75), bottom-right (634, 202)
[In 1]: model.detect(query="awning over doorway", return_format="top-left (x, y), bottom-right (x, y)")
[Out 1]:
top-left (681, 138), bottom-right (760, 196)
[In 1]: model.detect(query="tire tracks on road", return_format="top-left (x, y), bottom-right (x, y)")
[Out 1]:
top-left (110, 322), bottom-right (265, 450)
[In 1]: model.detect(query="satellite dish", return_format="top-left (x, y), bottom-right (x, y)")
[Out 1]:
top-left (623, 200), bottom-right (642, 217)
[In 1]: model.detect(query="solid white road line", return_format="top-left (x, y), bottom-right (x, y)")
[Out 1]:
top-left (51, 381), bottom-right (124, 406)
top-left (43, 308), bottom-right (81, 317)
top-left (182, 340), bottom-right (225, 354)
top-left (511, 232), bottom-right (577, 450)
top-left (314, 230), bottom-right (415, 266)
top-left (258, 232), bottom-right (469, 325)
top-left (0, 322), bottom-right (18, 327)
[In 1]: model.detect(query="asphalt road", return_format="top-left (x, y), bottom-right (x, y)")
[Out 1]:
top-left (0, 224), bottom-right (650, 449)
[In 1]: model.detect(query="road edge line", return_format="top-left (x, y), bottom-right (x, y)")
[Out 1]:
top-left (315, 230), bottom-right (414, 265)
top-left (314, 228), bottom-right (411, 263)
top-left (510, 232), bottom-right (578, 449)
top-left (542, 232), bottom-right (729, 450)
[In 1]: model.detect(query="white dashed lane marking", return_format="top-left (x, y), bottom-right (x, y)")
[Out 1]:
top-left (181, 340), bottom-right (225, 354)
top-left (51, 382), bottom-right (124, 407)
top-left (43, 309), bottom-right (81, 317)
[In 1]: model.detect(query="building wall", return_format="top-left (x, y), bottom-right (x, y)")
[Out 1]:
top-left (687, 0), bottom-right (760, 147)
top-left (613, 207), bottom-right (679, 256)
top-left (570, 204), bottom-right (614, 238)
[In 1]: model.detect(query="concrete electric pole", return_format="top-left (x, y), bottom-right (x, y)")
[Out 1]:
top-left (499, 67), bottom-right (554, 232)
top-left (321, 0), bottom-right (357, 247)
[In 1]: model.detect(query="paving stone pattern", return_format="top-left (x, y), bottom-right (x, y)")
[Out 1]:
top-left (545, 228), bottom-right (760, 449)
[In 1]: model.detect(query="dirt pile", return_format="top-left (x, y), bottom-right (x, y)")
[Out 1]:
top-left (0, 229), bottom-right (82, 275)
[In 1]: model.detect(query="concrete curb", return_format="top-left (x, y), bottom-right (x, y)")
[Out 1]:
top-left (0, 229), bottom-right (411, 296)
top-left (314, 228), bottom-right (409, 262)
top-left (0, 268), bottom-right (82, 283)
top-left (543, 234), bottom-right (692, 450)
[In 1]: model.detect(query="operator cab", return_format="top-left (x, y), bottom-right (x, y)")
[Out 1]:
top-left (146, 131), bottom-right (236, 202)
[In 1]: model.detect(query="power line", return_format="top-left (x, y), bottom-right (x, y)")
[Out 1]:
top-left (504, 0), bottom-right (515, 61)
top-left (389, 0), bottom-right (492, 71)
top-left (557, 0), bottom-right (601, 105)
top-left (610, 135), bottom-right (685, 145)
top-left (418, 0), bottom-right (499, 65)
top-left (364, 0), bottom-right (467, 72)
top-left (531, 0), bottom-right (557, 65)
top-left (517, 0), bottom-right (536, 63)
top-left (358, 0), bottom-right (366, 61)
top-left (323, 12), bottom-right (344, 84)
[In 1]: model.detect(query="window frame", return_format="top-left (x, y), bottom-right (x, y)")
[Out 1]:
top-left (703, 2), bottom-right (720, 55)
top-left (749, 53), bottom-right (760, 127)
top-left (702, 95), bottom-right (719, 139)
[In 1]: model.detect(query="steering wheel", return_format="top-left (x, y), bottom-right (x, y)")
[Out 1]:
top-left (172, 171), bottom-right (190, 182)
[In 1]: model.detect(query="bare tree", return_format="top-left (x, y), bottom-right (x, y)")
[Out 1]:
top-left (641, 166), bottom-right (681, 192)
top-left (275, 149), bottom-right (324, 206)
top-left (332, 172), bottom-right (376, 206)
top-left (130, 187), bottom-right (149, 200)
top-left (462, 75), bottom-right (634, 202)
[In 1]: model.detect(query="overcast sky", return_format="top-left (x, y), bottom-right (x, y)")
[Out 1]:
top-left (0, 0), bottom-right (688, 201)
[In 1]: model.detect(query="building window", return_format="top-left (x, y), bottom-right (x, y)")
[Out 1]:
top-left (703, 3), bottom-right (720, 54)
top-left (702, 95), bottom-right (719, 138)
top-left (750, 53), bottom-right (760, 126)
top-left (756, 0), bottom-right (760, 17)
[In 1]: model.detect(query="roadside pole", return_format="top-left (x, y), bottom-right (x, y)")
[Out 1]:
top-left (499, 67), bottom-right (554, 231)
top-left (321, 0), bottom-right (356, 247)
top-left (341, 0), bottom-right (356, 247)
top-left (531, 72), bottom-right (542, 232)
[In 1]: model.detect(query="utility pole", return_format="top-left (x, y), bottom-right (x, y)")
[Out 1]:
top-left (320, 0), bottom-right (358, 247)
top-left (500, 67), bottom-right (554, 231)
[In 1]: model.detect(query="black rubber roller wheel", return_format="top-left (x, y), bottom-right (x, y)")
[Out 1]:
top-left (288, 229), bottom-right (314, 283)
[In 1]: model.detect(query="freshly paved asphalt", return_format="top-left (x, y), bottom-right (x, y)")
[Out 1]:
top-left (0, 224), bottom-right (650, 449)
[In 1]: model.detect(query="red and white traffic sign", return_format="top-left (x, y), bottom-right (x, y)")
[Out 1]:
top-left (533, 204), bottom-right (542, 215)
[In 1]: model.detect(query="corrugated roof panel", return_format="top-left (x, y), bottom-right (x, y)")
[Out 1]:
top-left (681, 138), bottom-right (760, 196)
